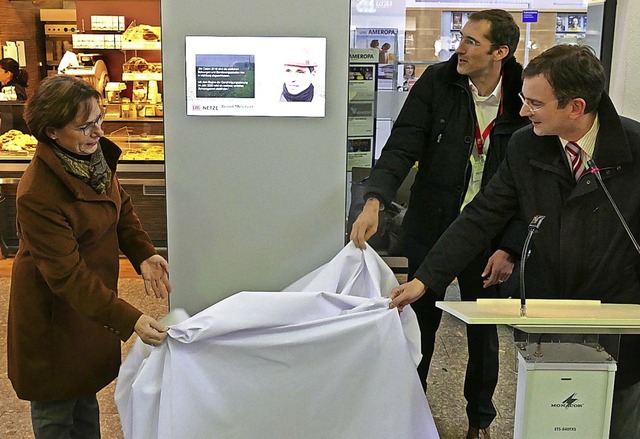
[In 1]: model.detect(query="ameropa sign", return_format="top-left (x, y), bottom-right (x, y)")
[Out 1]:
top-left (550, 393), bottom-right (584, 409)
top-left (349, 49), bottom-right (378, 63)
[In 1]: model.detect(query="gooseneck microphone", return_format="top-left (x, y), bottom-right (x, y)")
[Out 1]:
top-left (586, 159), bottom-right (640, 256)
top-left (520, 215), bottom-right (546, 317)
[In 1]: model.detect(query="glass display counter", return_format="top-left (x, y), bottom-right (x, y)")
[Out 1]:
top-left (0, 112), bottom-right (165, 171)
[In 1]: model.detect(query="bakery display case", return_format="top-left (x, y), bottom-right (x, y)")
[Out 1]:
top-left (102, 118), bottom-right (164, 165)
top-left (0, 114), bottom-right (164, 172)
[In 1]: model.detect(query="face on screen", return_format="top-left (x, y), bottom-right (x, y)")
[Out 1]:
top-left (283, 65), bottom-right (315, 95)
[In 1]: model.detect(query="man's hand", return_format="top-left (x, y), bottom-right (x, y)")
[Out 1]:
top-left (389, 278), bottom-right (426, 312)
top-left (134, 314), bottom-right (168, 346)
top-left (482, 249), bottom-right (515, 288)
top-left (140, 254), bottom-right (171, 299)
top-left (350, 198), bottom-right (381, 249)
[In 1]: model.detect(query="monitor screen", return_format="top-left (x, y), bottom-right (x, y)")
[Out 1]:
top-left (185, 36), bottom-right (326, 117)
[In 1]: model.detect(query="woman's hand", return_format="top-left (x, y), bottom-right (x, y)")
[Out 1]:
top-left (134, 314), bottom-right (168, 346)
top-left (140, 254), bottom-right (171, 299)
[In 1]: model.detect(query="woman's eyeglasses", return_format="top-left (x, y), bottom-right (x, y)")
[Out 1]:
top-left (77, 112), bottom-right (105, 135)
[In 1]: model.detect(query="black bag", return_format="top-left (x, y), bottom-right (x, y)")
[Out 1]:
top-left (346, 178), bottom-right (407, 255)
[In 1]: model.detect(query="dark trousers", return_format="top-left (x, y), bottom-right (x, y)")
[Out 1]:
top-left (610, 380), bottom-right (640, 439)
top-left (407, 241), bottom-right (499, 429)
top-left (30, 394), bottom-right (101, 439)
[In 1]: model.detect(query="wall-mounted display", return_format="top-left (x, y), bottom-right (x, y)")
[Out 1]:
top-left (185, 36), bottom-right (326, 117)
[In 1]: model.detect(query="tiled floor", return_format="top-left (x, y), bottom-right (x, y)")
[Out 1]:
top-left (0, 258), bottom-right (516, 439)
top-left (426, 285), bottom-right (517, 438)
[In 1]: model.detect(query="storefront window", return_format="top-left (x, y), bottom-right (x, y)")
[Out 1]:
top-left (348, 0), bottom-right (604, 162)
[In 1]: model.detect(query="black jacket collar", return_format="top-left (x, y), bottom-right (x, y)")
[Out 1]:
top-left (592, 93), bottom-right (632, 169)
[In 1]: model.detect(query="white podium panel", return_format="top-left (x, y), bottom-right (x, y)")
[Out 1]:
top-left (514, 343), bottom-right (616, 439)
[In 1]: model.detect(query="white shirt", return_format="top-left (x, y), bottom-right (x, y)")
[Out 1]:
top-left (461, 77), bottom-right (502, 211)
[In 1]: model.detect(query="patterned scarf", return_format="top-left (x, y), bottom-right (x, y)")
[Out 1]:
top-left (52, 141), bottom-right (112, 194)
top-left (281, 83), bottom-right (314, 102)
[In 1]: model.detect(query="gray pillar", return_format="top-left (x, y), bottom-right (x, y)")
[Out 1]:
top-left (161, 0), bottom-right (350, 314)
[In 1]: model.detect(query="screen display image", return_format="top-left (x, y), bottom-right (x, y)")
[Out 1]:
top-left (186, 36), bottom-right (326, 117)
top-left (195, 54), bottom-right (256, 98)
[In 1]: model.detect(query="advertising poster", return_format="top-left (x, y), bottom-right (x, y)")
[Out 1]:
top-left (348, 64), bottom-right (375, 101)
top-left (185, 36), bottom-right (326, 117)
top-left (567, 14), bottom-right (586, 32)
top-left (347, 137), bottom-right (373, 170)
top-left (354, 28), bottom-right (397, 90)
top-left (348, 101), bottom-right (374, 137)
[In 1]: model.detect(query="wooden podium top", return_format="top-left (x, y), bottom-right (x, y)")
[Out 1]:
top-left (436, 299), bottom-right (640, 334)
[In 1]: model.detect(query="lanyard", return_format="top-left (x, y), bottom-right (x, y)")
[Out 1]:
top-left (474, 90), bottom-right (503, 156)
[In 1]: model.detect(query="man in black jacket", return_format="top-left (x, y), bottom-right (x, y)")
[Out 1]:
top-left (350, 9), bottom-right (528, 439)
top-left (391, 44), bottom-right (640, 439)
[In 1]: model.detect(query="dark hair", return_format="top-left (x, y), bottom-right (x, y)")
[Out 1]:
top-left (0, 58), bottom-right (28, 87)
top-left (469, 9), bottom-right (520, 64)
top-left (523, 44), bottom-right (605, 114)
top-left (24, 75), bottom-right (101, 142)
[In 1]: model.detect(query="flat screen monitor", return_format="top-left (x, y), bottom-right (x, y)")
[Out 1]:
top-left (185, 36), bottom-right (326, 117)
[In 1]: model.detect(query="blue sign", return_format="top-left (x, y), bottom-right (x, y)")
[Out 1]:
top-left (522, 10), bottom-right (538, 23)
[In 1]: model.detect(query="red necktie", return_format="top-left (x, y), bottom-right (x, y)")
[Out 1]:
top-left (566, 141), bottom-right (586, 181)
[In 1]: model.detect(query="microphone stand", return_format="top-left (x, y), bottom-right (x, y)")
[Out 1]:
top-left (587, 159), bottom-right (640, 255)
top-left (520, 215), bottom-right (546, 317)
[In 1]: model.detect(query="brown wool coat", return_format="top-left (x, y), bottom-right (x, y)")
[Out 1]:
top-left (7, 138), bottom-right (157, 401)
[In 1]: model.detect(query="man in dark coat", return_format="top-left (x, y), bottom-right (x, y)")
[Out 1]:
top-left (391, 44), bottom-right (640, 439)
top-left (351, 9), bottom-right (528, 439)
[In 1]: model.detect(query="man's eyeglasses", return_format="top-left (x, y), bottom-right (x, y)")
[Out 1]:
top-left (518, 92), bottom-right (547, 114)
top-left (460, 36), bottom-right (489, 47)
top-left (77, 112), bottom-right (105, 136)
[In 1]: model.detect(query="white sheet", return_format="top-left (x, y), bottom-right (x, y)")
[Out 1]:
top-left (116, 243), bottom-right (439, 439)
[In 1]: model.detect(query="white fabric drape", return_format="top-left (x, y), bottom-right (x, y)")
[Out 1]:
top-left (116, 243), bottom-right (439, 439)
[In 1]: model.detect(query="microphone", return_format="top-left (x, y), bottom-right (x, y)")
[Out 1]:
top-left (586, 159), bottom-right (640, 255)
top-left (519, 215), bottom-right (545, 317)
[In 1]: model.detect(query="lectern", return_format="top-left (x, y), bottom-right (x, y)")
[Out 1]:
top-left (436, 298), bottom-right (640, 439)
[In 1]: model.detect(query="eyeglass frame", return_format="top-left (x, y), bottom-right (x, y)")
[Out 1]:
top-left (518, 92), bottom-right (558, 114)
top-left (459, 35), bottom-right (506, 52)
top-left (76, 112), bottom-right (105, 136)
